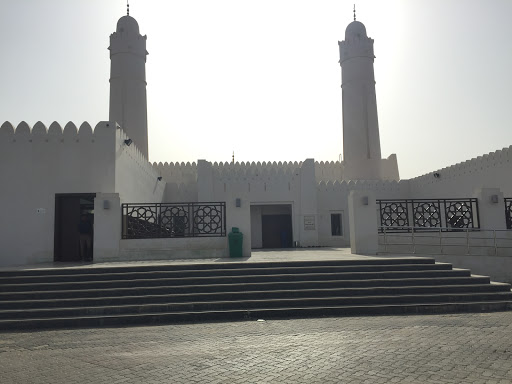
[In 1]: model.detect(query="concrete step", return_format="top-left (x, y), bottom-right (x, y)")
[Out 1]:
top-left (0, 276), bottom-right (492, 301)
top-left (0, 257), bottom-right (436, 277)
top-left (0, 283), bottom-right (509, 310)
top-left (0, 258), bottom-right (508, 331)
top-left (1, 301), bottom-right (512, 331)
top-left (1, 292), bottom-right (511, 320)
top-left (0, 269), bottom-right (472, 292)
top-left (0, 263), bottom-right (453, 284)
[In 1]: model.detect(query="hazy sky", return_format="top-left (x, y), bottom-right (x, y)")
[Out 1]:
top-left (1, 0), bottom-right (511, 179)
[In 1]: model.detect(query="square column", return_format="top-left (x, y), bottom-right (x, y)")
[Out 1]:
top-left (348, 190), bottom-right (378, 255)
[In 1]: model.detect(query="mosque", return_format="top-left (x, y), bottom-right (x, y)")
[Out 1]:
top-left (0, 9), bottom-right (511, 268)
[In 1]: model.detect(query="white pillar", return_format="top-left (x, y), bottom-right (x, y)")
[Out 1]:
top-left (348, 190), bottom-right (378, 255)
top-left (93, 193), bottom-right (121, 261)
top-left (197, 160), bottom-right (214, 201)
top-left (109, 15), bottom-right (149, 159)
top-left (299, 159), bottom-right (319, 246)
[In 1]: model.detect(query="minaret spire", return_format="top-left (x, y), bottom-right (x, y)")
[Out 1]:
top-left (127, 0), bottom-right (130, 16)
top-left (339, 18), bottom-right (385, 180)
top-left (353, 4), bottom-right (356, 21)
top-left (109, 9), bottom-right (149, 158)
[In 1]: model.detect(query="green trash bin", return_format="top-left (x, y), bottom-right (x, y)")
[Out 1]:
top-left (228, 227), bottom-right (243, 258)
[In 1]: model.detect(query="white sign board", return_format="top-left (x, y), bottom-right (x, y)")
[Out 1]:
top-left (304, 215), bottom-right (315, 230)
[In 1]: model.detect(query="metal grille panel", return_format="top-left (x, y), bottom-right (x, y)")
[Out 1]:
top-left (505, 198), bottom-right (512, 230)
top-left (377, 198), bottom-right (479, 233)
top-left (122, 202), bottom-right (226, 239)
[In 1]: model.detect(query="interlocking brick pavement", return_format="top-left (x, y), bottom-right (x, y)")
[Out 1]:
top-left (2, 312), bottom-right (512, 383)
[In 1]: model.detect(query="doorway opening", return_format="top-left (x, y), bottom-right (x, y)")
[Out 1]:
top-left (251, 204), bottom-right (293, 249)
top-left (54, 194), bottom-right (95, 262)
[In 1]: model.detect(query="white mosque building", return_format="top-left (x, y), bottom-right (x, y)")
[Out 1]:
top-left (1, 11), bottom-right (511, 269)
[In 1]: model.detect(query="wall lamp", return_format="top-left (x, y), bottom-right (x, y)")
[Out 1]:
top-left (433, 172), bottom-right (440, 178)
top-left (157, 176), bottom-right (163, 181)
top-left (124, 138), bottom-right (133, 146)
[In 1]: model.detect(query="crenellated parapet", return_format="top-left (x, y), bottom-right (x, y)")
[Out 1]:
top-left (317, 178), bottom-right (409, 200)
top-left (213, 160), bottom-right (301, 171)
top-left (318, 179), bottom-right (406, 191)
top-left (0, 120), bottom-right (115, 141)
top-left (212, 161), bottom-right (301, 182)
top-left (315, 160), bottom-right (344, 182)
top-left (0, 120), bottom-right (160, 199)
top-left (152, 161), bottom-right (198, 185)
top-left (408, 146), bottom-right (512, 187)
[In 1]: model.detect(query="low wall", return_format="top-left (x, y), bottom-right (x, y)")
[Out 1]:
top-left (432, 254), bottom-right (512, 284)
top-left (378, 232), bottom-right (512, 283)
top-left (118, 237), bottom-right (228, 261)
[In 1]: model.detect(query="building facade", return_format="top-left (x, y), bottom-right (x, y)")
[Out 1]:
top-left (0, 13), bottom-right (511, 268)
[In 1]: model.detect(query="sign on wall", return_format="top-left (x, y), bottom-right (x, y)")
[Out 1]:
top-left (304, 215), bottom-right (316, 230)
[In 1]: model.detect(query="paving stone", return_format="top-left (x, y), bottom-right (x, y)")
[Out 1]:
top-left (2, 312), bottom-right (512, 383)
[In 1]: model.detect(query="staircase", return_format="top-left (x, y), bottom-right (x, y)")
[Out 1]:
top-left (1, 257), bottom-right (511, 330)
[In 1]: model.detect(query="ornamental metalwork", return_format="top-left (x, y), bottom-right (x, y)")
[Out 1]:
top-left (445, 200), bottom-right (474, 229)
top-left (377, 198), bottom-right (479, 233)
top-left (122, 202), bottom-right (226, 239)
top-left (505, 198), bottom-right (512, 230)
top-left (193, 204), bottom-right (224, 234)
top-left (379, 201), bottom-right (409, 228)
top-left (160, 205), bottom-right (189, 237)
top-left (412, 201), bottom-right (441, 228)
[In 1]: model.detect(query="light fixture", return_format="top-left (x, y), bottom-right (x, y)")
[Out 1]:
top-left (124, 138), bottom-right (132, 146)
top-left (157, 176), bottom-right (163, 181)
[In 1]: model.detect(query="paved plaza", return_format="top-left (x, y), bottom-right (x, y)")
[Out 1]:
top-left (2, 312), bottom-right (512, 383)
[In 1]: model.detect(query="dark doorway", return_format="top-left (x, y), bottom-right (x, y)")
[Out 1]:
top-left (54, 194), bottom-right (95, 262)
top-left (262, 214), bottom-right (293, 248)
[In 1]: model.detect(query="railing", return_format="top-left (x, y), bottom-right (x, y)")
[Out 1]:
top-left (379, 226), bottom-right (512, 256)
top-left (505, 198), bottom-right (512, 230)
top-left (122, 202), bottom-right (227, 239)
top-left (377, 198), bottom-right (479, 233)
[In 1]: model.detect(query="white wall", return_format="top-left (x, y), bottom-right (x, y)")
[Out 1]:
top-left (192, 160), bottom-right (317, 254)
top-left (114, 127), bottom-right (165, 204)
top-left (0, 121), bottom-right (116, 266)
top-left (153, 161), bottom-right (198, 202)
top-left (119, 237), bottom-right (227, 260)
top-left (316, 179), bottom-right (410, 247)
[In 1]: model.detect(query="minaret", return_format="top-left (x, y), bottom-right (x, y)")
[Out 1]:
top-left (108, 10), bottom-right (149, 158)
top-left (339, 17), bottom-right (382, 180)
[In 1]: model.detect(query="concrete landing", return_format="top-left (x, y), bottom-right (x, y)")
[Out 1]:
top-left (0, 248), bottom-right (422, 272)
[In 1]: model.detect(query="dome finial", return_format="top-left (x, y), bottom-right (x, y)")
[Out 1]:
top-left (127, 0), bottom-right (130, 16)
top-left (353, 4), bottom-right (356, 21)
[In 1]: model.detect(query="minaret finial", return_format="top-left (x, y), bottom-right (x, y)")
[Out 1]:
top-left (353, 4), bottom-right (356, 21)
top-left (232, 151), bottom-right (235, 164)
top-left (127, 0), bottom-right (130, 16)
